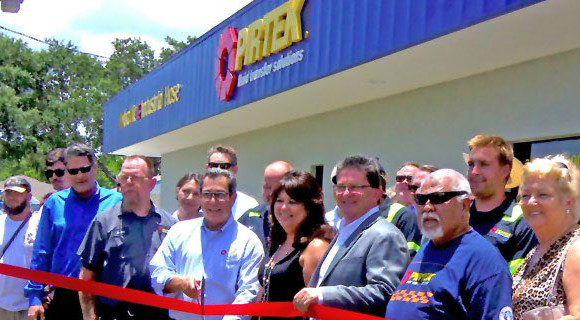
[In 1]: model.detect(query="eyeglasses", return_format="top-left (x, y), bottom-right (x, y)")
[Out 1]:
top-left (333, 184), bottom-right (372, 194)
top-left (45, 169), bottom-right (66, 179)
top-left (201, 191), bottom-right (229, 200)
top-left (117, 174), bottom-right (148, 184)
top-left (208, 162), bottom-right (233, 170)
top-left (415, 191), bottom-right (468, 205)
top-left (395, 175), bottom-right (413, 183)
top-left (408, 185), bottom-right (420, 192)
top-left (67, 165), bottom-right (92, 175)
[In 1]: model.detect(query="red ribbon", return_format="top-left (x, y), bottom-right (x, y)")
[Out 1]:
top-left (0, 263), bottom-right (383, 320)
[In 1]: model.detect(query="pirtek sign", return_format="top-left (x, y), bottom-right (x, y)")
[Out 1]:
top-left (215, 0), bottom-right (306, 101)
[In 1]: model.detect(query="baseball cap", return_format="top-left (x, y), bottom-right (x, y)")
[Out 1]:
top-left (3, 176), bottom-right (31, 193)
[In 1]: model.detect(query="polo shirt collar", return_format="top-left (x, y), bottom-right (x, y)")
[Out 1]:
top-left (118, 200), bottom-right (160, 218)
top-left (70, 181), bottom-right (100, 200)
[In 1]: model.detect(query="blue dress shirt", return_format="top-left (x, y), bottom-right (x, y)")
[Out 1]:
top-left (24, 183), bottom-right (122, 306)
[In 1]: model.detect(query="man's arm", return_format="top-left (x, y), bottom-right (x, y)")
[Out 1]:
top-left (508, 219), bottom-right (538, 275)
top-left (79, 267), bottom-right (98, 320)
top-left (149, 227), bottom-right (180, 296)
top-left (25, 204), bottom-right (54, 308)
top-left (466, 271), bottom-right (513, 319)
top-left (224, 235), bottom-right (265, 320)
top-left (317, 228), bottom-right (409, 316)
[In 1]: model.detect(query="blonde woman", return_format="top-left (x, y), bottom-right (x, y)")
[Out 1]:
top-left (512, 155), bottom-right (580, 319)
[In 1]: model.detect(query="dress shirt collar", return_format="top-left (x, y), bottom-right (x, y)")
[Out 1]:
top-left (202, 213), bottom-right (235, 232)
top-left (336, 205), bottom-right (379, 240)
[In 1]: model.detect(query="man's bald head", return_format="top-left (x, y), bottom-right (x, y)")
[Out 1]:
top-left (262, 161), bottom-right (294, 203)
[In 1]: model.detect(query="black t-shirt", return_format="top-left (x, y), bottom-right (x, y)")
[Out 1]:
top-left (470, 195), bottom-right (538, 274)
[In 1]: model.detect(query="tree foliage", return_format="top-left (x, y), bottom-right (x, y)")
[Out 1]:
top-left (0, 33), bottom-right (195, 188)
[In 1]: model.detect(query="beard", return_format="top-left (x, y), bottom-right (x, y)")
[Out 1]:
top-left (420, 212), bottom-right (444, 241)
top-left (4, 200), bottom-right (28, 216)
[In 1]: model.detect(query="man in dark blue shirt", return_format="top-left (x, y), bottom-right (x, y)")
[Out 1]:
top-left (385, 169), bottom-right (513, 320)
top-left (26, 143), bottom-right (123, 320)
top-left (78, 155), bottom-right (176, 320)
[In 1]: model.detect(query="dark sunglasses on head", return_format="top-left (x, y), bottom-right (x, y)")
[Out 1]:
top-left (395, 175), bottom-right (413, 183)
top-left (208, 162), bottom-right (233, 170)
top-left (45, 169), bottom-right (66, 179)
top-left (67, 165), bottom-right (92, 175)
top-left (415, 191), bottom-right (468, 205)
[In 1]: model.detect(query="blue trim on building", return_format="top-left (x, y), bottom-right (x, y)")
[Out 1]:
top-left (103, 0), bottom-right (543, 153)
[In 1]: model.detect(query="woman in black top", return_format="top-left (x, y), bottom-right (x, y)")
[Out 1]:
top-left (258, 171), bottom-right (334, 320)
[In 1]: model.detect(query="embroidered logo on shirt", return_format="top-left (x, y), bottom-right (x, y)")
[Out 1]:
top-left (390, 289), bottom-right (433, 304)
top-left (499, 306), bottom-right (514, 320)
top-left (112, 227), bottom-right (129, 237)
top-left (25, 232), bottom-right (35, 245)
top-left (490, 227), bottom-right (511, 239)
top-left (221, 249), bottom-right (227, 255)
top-left (157, 226), bottom-right (170, 234)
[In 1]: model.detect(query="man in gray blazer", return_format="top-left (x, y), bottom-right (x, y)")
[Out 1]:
top-left (293, 155), bottom-right (409, 317)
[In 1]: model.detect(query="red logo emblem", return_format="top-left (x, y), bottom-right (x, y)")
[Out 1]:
top-left (221, 249), bottom-right (227, 255)
top-left (215, 28), bottom-right (238, 101)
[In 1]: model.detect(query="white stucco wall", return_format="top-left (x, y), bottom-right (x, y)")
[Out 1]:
top-left (160, 49), bottom-right (580, 212)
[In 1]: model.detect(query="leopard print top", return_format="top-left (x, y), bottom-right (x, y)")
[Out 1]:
top-left (512, 227), bottom-right (580, 319)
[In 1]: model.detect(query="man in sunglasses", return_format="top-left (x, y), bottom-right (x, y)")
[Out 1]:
top-left (0, 177), bottom-right (41, 320)
top-left (393, 162), bottom-right (420, 208)
top-left (466, 134), bottom-right (537, 275)
top-left (385, 169), bottom-right (513, 320)
top-left (376, 162), bottom-right (421, 257)
top-left (206, 145), bottom-right (258, 222)
top-left (77, 155), bottom-right (176, 320)
top-left (294, 155), bottom-right (408, 317)
top-left (44, 148), bottom-right (71, 192)
top-left (26, 143), bottom-right (122, 320)
top-left (150, 168), bottom-right (264, 320)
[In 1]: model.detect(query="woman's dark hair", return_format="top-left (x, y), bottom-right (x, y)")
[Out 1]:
top-left (176, 172), bottom-right (201, 190)
top-left (268, 170), bottom-right (334, 255)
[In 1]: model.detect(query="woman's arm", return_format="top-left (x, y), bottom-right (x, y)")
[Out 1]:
top-left (299, 238), bottom-right (330, 285)
top-left (562, 239), bottom-right (580, 319)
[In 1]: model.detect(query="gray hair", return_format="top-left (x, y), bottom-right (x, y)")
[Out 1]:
top-left (203, 168), bottom-right (237, 195)
top-left (429, 169), bottom-right (472, 200)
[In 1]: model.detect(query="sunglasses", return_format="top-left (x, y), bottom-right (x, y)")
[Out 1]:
top-left (45, 169), bottom-right (66, 179)
top-left (208, 162), bottom-right (233, 170)
top-left (408, 185), bottom-right (420, 192)
top-left (67, 165), bottom-right (92, 175)
top-left (415, 191), bottom-right (468, 205)
top-left (395, 175), bottom-right (413, 183)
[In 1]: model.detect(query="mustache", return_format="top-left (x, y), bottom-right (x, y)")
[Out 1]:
top-left (421, 212), bottom-right (441, 224)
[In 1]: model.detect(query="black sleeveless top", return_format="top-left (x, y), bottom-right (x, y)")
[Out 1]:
top-left (258, 248), bottom-right (305, 320)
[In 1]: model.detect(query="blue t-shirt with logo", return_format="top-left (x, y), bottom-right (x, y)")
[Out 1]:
top-left (385, 229), bottom-right (513, 320)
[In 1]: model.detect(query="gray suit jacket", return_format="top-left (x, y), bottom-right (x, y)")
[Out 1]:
top-left (308, 210), bottom-right (409, 316)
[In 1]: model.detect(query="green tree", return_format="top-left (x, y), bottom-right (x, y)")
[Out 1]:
top-left (0, 33), bottom-right (195, 188)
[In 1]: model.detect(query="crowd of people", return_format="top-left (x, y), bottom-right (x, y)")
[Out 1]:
top-left (0, 133), bottom-right (579, 320)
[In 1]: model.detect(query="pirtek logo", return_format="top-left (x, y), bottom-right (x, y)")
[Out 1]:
top-left (215, 0), bottom-right (306, 101)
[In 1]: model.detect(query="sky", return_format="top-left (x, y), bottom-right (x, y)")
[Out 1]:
top-left (0, 0), bottom-right (254, 58)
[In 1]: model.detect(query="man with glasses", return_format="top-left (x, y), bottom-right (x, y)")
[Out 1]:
top-left (44, 148), bottom-right (71, 192)
top-left (76, 155), bottom-right (176, 320)
top-left (293, 155), bottom-right (408, 317)
top-left (0, 177), bottom-right (41, 320)
top-left (466, 134), bottom-right (537, 274)
top-left (150, 168), bottom-right (264, 320)
top-left (206, 145), bottom-right (258, 221)
top-left (376, 162), bottom-right (421, 257)
top-left (385, 169), bottom-right (513, 320)
top-left (26, 143), bottom-right (122, 320)
top-left (393, 162), bottom-right (420, 207)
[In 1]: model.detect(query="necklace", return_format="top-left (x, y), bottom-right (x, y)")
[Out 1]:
top-left (260, 243), bottom-right (294, 304)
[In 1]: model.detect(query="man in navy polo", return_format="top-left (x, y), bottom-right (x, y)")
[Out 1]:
top-left (26, 143), bottom-right (122, 320)
top-left (78, 155), bottom-right (176, 320)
